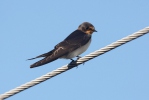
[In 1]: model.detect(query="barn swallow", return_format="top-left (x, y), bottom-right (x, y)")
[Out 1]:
top-left (28, 22), bottom-right (97, 68)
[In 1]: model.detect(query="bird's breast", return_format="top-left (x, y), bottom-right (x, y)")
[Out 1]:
top-left (62, 39), bottom-right (91, 59)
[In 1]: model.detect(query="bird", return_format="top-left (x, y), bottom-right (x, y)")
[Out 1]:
top-left (28, 22), bottom-right (97, 68)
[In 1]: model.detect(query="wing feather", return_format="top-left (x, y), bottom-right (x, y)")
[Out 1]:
top-left (30, 47), bottom-right (68, 68)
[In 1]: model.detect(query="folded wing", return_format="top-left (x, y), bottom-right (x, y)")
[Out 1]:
top-left (30, 46), bottom-right (68, 68)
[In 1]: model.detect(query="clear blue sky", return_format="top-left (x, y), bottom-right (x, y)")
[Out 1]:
top-left (0, 0), bottom-right (149, 100)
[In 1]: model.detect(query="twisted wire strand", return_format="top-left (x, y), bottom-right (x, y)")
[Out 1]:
top-left (0, 27), bottom-right (149, 100)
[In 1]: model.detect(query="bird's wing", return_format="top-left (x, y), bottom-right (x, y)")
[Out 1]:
top-left (61, 30), bottom-right (91, 52)
top-left (30, 42), bottom-right (69, 68)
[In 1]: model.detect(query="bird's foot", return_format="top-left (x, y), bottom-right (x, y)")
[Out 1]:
top-left (69, 59), bottom-right (78, 68)
top-left (70, 59), bottom-right (78, 65)
top-left (76, 56), bottom-right (81, 60)
top-left (70, 59), bottom-right (75, 63)
top-left (76, 56), bottom-right (85, 65)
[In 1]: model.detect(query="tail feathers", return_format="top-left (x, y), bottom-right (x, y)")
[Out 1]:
top-left (30, 56), bottom-right (58, 68)
top-left (27, 50), bottom-right (54, 60)
top-left (27, 56), bottom-right (41, 60)
top-left (29, 47), bottom-right (68, 68)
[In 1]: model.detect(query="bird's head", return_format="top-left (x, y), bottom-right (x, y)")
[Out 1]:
top-left (78, 22), bottom-right (97, 35)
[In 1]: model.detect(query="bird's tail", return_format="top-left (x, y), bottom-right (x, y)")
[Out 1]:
top-left (30, 56), bottom-right (58, 68)
top-left (27, 50), bottom-right (54, 60)
top-left (29, 47), bottom-right (67, 68)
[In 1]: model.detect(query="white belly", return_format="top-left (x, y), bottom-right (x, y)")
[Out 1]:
top-left (62, 39), bottom-right (91, 59)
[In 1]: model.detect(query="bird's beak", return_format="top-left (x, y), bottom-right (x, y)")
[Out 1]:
top-left (94, 30), bottom-right (97, 32)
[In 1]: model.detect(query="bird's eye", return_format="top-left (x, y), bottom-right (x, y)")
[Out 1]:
top-left (88, 28), bottom-right (92, 31)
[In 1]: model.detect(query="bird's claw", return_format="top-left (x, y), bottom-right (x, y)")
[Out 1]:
top-left (70, 59), bottom-right (75, 63)
top-left (69, 59), bottom-right (79, 68)
top-left (76, 56), bottom-right (85, 65)
top-left (76, 56), bottom-right (81, 60)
